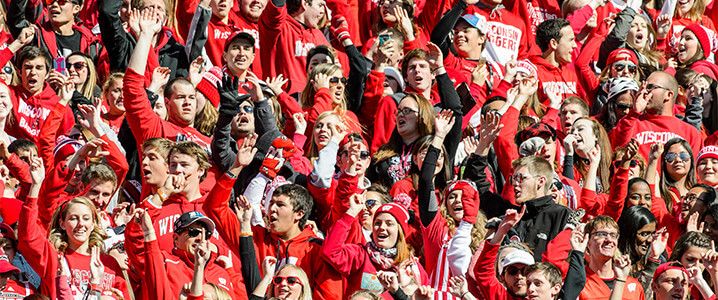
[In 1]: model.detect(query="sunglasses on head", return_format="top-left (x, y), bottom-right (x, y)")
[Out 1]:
top-left (329, 77), bottom-right (347, 85)
top-left (273, 276), bottom-right (303, 286)
top-left (613, 62), bottom-right (637, 73)
top-left (664, 152), bottom-right (690, 163)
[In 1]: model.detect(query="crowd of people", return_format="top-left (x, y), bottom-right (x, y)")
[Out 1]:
top-left (0, 0), bottom-right (717, 298)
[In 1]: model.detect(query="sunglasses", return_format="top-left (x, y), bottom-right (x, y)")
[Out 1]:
top-left (2, 66), bottom-right (12, 75)
top-left (629, 160), bottom-right (639, 168)
top-left (239, 106), bottom-right (254, 114)
top-left (44, 0), bottom-right (78, 5)
top-left (273, 276), bottom-right (303, 287)
top-left (612, 62), bottom-right (637, 73)
top-left (339, 150), bottom-right (371, 160)
top-left (329, 77), bottom-right (347, 85)
top-left (505, 265), bottom-right (525, 276)
top-left (67, 62), bottom-right (86, 71)
top-left (366, 199), bottom-right (378, 209)
top-left (183, 227), bottom-right (208, 239)
top-left (664, 152), bottom-right (690, 163)
top-left (615, 102), bottom-right (631, 110)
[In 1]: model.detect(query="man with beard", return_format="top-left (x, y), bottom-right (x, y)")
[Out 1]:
top-left (581, 216), bottom-right (645, 299)
top-left (474, 207), bottom-right (534, 299)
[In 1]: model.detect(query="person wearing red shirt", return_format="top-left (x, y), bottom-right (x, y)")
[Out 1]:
top-left (231, 0), bottom-right (267, 77)
top-left (465, 0), bottom-right (533, 65)
top-left (259, 0), bottom-right (329, 95)
top-left (530, 18), bottom-right (584, 105)
top-left (610, 71), bottom-right (703, 163)
top-left (203, 138), bottom-right (343, 300)
top-left (580, 216), bottom-right (645, 300)
top-left (134, 209), bottom-right (243, 299)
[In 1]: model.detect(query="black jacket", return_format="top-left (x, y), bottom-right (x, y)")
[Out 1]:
top-left (98, 0), bottom-right (189, 78)
top-left (514, 195), bottom-right (571, 261)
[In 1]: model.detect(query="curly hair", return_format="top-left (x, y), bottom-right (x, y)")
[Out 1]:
top-left (49, 197), bottom-right (106, 253)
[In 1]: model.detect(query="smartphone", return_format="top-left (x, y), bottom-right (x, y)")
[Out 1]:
top-left (378, 34), bottom-right (391, 47)
top-left (53, 57), bottom-right (66, 75)
top-left (457, 82), bottom-right (477, 116)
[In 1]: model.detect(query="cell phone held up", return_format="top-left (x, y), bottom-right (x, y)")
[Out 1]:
top-left (53, 57), bottom-right (66, 75)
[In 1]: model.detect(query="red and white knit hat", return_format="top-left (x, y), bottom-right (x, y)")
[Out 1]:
top-left (697, 145), bottom-right (718, 162)
top-left (53, 136), bottom-right (83, 162)
top-left (375, 203), bottom-right (410, 235)
top-left (196, 66), bottom-right (224, 108)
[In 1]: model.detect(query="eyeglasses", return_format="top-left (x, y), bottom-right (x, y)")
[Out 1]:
top-left (612, 62), bottom-right (637, 74)
top-left (329, 77), bottom-right (347, 85)
top-left (510, 173), bottom-right (534, 184)
top-left (664, 152), bottom-right (690, 163)
top-left (182, 227), bottom-right (208, 239)
top-left (239, 106), bottom-right (254, 114)
top-left (397, 107), bottom-right (418, 116)
top-left (366, 199), bottom-right (378, 209)
top-left (505, 265), bottom-right (525, 276)
top-left (592, 231), bottom-right (619, 240)
top-left (645, 83), bottom-right (668, 92)
top-left (273, 276), bottom-right (303, 287)
top-left (67, 62), bottom-right (86, 71)
top-left (2, 66), bottom-right (12, 75)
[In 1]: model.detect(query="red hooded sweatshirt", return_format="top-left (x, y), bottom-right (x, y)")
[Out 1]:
top-left (258, 0), bottom-right (329, 95)
top-left (323, 214), bottom-right (430, 299)
top-left (465, 4), bottom-right (533, 65)
top-left (6, 81), bottom-right (75, 145)
top-left (143, 239), bottom-right (244, 299)
top-left (202, 174), bottom-right (344, 300)
top-left (528, 55), bottom-right (585, 105)
top-left (17, 197), bottom-right (130, 300)
top-left (609, 111), bottom-right (703, 162)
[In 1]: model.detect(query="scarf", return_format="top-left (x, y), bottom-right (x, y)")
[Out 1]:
top-left (366, 241), bottom-right (397, 270)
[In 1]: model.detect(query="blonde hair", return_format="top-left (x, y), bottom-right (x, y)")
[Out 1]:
top-left (206, 283), bottom-right (232, 300)
top-left (674, 0), bottom-right (706, 21)
top-left (68, 53), bottom-right (98, 100)
top-left (268, 264), bottom-right (313, 300)
top-left (300, 63), bottom-right (346, 111)
top-left (102, 72), bottom-right (124, 100)
top-left (194, 98), bottom-right (218, 137)
top-left (49, 197), bottom-right (106, 253)
top-left (440, 204), bottom-right (487, 252)
top-left (394, 225), bottom-right (414, 264)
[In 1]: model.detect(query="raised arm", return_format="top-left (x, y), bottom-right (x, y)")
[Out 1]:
top-left (321, 194), bottom-right (369, 275)
top-left (429, 0), bottom-right (469, 56)
top-left (98, 0), bottom-right (133, 72)
top-left (185, 0), bottom-right (212, 63)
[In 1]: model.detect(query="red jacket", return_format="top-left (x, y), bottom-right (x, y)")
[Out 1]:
top-left (308, 172), bottom-right (366, 240)
top-left (258, 1), bottom-right (329, 95)
top-left (17, 197), bottom-right (130, 299)
top-left (230, 14), bottom-right (263, 78)
top-left (579, 166), bottom-right (630, 220)
top-left (202, 174), bottom-right (343, 300)
top-left (143, 239), bottom-right (243, 299)
top-left (580, 268), bottom-right (645, 300)
top-left (323, 214), bottom-right (430, 299)
top-left (609, 112), bottom-right (703, 162)
top-left (528, 55), bottom-right (585, 105)
top-left (473, 241), bottom-right (523, 300)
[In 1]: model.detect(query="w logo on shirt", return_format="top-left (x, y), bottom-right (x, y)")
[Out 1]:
top-left (294, 41), bottom-right (316, 57)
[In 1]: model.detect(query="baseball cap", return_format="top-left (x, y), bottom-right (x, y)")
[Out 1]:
top-left (516, 123), bottom-right (557, 146)
top-left (499, 249), bottom-right (535, 275)
top-left (606, 48), bottom-right (639, 67)
top-left (653, 262), bottom-right (688, 283)
top-left (697, 146), bottom-right (718, 162)
top-left (173, 211), bottom-right (215, 235)
top-left (0, 223), bottom-right (15, 241)
top-left (225, 31), bottom-right (256, 52)
top-left (458, 14), bottom-right (489, 34)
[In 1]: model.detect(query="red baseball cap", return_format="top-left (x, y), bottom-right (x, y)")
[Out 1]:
top-left (606, 48), bottom-right (639, 67)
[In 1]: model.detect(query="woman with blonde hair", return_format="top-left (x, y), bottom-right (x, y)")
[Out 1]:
top-left (17, 157), bottom-right (129, 299)
top-left (101, 72), bottom-right (125, 133)
top-left (67, 52), bottom-right (100, 100)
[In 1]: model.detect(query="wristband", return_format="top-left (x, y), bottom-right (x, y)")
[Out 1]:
top-left (240, 232), bottom-right (253, 237)
top-left (461, 292), bottom-right (469, 299)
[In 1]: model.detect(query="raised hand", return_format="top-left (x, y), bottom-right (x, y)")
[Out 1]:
top-left (234, 133), bottom-right (258, 169)
top-left (612, 254), bottom-right (631, 280)
top-left (89, 246), bottom-right (105, 285)
top-left (329, 122), bottom-right (348, 144)
top-left (518, 78), bottom-right (539, 96)
top-left (313, 73), bottom-right (331, 90)
top-left (377, 271), bottom-right (400, 293)
top-left (81, 138), bottom-right (110, 159)
top-left (149, 67), bottom-right (171, 93)
top-left (448, 276), bottom-right (470, 298)
top-left (471, 64), bottom-right (489, 86)
top-left (687, 212), bottom-right (705, 233)
top-left (230, 195), bottom-right (253, 231)
top-left (650, 227), bottom-right (669, 260)
top-left (346, 193), bottom-right (365, 218)
top-left (655, 15), bottom-right (671, 38)
top-left (415, 285), bottom-right (436, 300)
top-left (292, 113), bottom-right (308, 135)
top-left (563, 134), bottom-right (578, 156)
top-left (128, 8), bottom-right (141, 36)
top-left (491, 205), bottom-right (525, 245)
top-left (112, 203), bottom-right (135, 227)
top-left (634, 89), bottom-right (651, 114)
top-left (217, 75), bottom-right (242, 116)
top-left (648, 143), bottom-right (664, 163)
top-left (245, 72), bottom-right (264, 102)
top-left (162, 174), bottom-right (188, 195)
top-left (133, 208), bottom-right (155, 240)
top-left (615, 139), bottom-right (638, 167)
top-left (29, 156), bottom-right (45, 186)
top-left (503, 60), bottom-right (518, 83)
top-left (570, 223), bottom-right (589, 252)
top-left (9, 25), bottom-right (37, 52)
top-left (188, 57), bottom-right (205, 87)
top-left (587, 144), bottom-right (602, 169)
top-left (702, 242), bottom-right (718, 274)
top-left (426, 42), bottom-right (444, 70)
top-left (434, 110), bottom-right (455, 139)
top-left (261, 256), bottom-right (277, 276)
top-left (138, 9), bottom-right (162, 35)
top-left (475, 112), bottom-right (504, 156)
top-left (393, 6), bottom-right (415, 41)
top-left (462, 136), bottom-right (479, 157)
top-left (266, 75), bottom-right (288, 96)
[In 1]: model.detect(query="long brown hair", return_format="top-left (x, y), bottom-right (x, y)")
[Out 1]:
top-left (194, 98), bottom-right (218, 137)
top-left (374, 93), bottom-right (435, 163)
top-left (300, 63), bottom-right (345, 110)
top-left (660, 138), bottom-right (696, 211)
top-left (574, 118), bottom-right (613, 193)
top-left (49, 197), bottom-right (106, 253)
